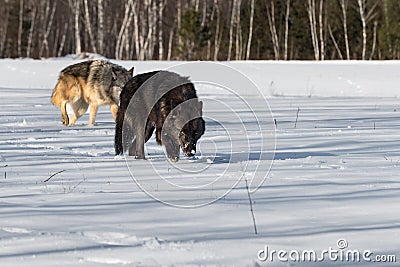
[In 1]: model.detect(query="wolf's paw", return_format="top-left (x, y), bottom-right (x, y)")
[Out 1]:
top-left (134, 154), bottom-right (146, 160)
top-left (168, 156), bottom-right (179, 163)
top-left (62, 116), bottom-right (69, 126)
top-left (114, 155), bottom-right (124, 160)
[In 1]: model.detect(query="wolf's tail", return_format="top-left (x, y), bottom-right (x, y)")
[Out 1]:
top-left (51, 73), bottom-right (83, 107)
top-left (51, 78), bottom-right (65, 107)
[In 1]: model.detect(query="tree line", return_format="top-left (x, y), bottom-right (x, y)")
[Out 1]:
top-left (1, 0), bottom-right (400, 60)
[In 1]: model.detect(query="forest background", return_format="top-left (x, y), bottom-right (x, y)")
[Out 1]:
top-left (1, 0), bottom-right (400, 61)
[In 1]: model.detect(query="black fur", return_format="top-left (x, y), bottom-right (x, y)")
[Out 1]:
top-left (115, 71), bottom-right (205, 161)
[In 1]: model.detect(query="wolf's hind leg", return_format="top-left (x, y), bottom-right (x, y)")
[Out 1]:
top-left (145, 120), bottom-right (155, 143)
top-left (88, 104), bottom-right (99, 126)
top-left (115, 108), bottom-right (125, 155)
top-left (61, 101), bottom-right (69, 126)
top-left (155, 128), bottom-right (162, 145)
top-left (69, 98), bottom-right (89, 126)
top-left (110, 103), bottom-right (119, 122)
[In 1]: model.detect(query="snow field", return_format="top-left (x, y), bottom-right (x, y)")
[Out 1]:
top-left (0, 59), bottom-right (399, 266)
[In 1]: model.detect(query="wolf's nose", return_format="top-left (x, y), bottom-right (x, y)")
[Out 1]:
top-left (185, 150), bottom-right (195, 157)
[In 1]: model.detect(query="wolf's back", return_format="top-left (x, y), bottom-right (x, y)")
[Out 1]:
top-left (61, 61), bottom-right (92, 79)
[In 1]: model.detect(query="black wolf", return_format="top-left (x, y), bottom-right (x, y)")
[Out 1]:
top-left (51, 60), bottom-right (133, 126)
top-left (115, 71), bottom-right (205, 161)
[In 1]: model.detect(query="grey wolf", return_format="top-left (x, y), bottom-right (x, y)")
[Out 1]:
top-left (114, 71), bottom-right (205, 161)
top-left (51, 60), bottom-right (133, 126)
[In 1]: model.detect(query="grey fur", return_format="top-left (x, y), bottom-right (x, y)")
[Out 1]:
top-left (51, 60), bottom-right (134, 126)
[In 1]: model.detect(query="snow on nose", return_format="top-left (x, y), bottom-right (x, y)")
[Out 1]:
top-left (191, 149), bottom-right (195, 155)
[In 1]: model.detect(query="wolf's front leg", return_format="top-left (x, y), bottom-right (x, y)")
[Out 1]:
top-left (61, 101), bottom-right (69, 126)
top-left (164, 136), bottom-right (180, 162)
top-left (135, 131), bottom-right (146, 159)
top-left (88, 105), bottom-right (98, 126)
top-left (128, 138), bottom-right (137, 157)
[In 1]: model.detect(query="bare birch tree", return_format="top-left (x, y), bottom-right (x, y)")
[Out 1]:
top-left (0, 2), bottom-right (10, 56)
top-left (2, 0), bottom-right (400, 60)
top-left (158, 0), bottom-right (164, 60)
top-left (235, 0), bottom-right (242, 60)
top-left (246, 0), bottom-right (255, 60)
top-left (74, 0), bottom-right (81, 55)
top-left (340, 0), bottom-right (350, 59)
top-left (18, 0), bottom-right (24, 57)
top-left (138, 1), bottom-right (148, 60)
top-left (177, 0), bottom-right (182, 59)
top-left (167, 20), bottom-right (174, 60)
top-left (266, 1), bottom-right (279, 60)
top-left (84, 0), bottom-right (97, 53)
top-left (307, 0), bottom-right (320, 60)
top-left (370, 20), bottom-right (378, 60)
top-left (284, 0), bottom-right (290, 60)
top-left (116, 0), bottom-right (133, 59)
top-left (57, 23), bottom-right (68, 57)
top-left (201, 0), bottom-right (207, 26)
top-left (359, 0), bottom-right (379, 60)
top-left (318, 0), bottom-right (325, 60)
top-left (213, 0), bottom-right (221, 60)
top-left (138, 0), bottom-right (155, 60)
top-left (133, 0), bottom-right (140, 59)
top-left (357, 0), bottom-right (366, 60)
top-left (149, 0), bottom-right (157, 59)
top-left (328, 23), bottom-right (343, 60)
top-left (97, 0), bottom-right (104, 54)
top-left (39, 1), bottom-right (57, 57)
top-left (26, 2), bottom-right (36, 58)
top-left (382, 0), bottom-right (392, 57)
top-left (201, 1), bottom-right (211, 59)
top-left (227, 0), bottom-right (237, 61)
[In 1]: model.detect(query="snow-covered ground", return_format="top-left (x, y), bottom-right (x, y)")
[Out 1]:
top-left (0, 58), bottom-right (399, 266)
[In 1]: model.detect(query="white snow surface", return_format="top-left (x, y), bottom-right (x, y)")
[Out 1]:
top-left (0, 58), bottom-right (400, 266)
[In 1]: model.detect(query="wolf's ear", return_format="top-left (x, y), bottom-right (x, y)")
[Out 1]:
top-left (128, 67), bottom-right (134, 76)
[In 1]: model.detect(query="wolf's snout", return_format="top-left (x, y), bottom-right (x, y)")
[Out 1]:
top-left (183, 143), bottom-right (196, 157)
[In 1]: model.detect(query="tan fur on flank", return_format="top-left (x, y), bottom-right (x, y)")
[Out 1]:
top-left (51, 60), bottom-right (133, 126)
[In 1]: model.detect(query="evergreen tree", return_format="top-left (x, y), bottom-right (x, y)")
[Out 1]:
top-left (178, 8), bottom-right (212, 60)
